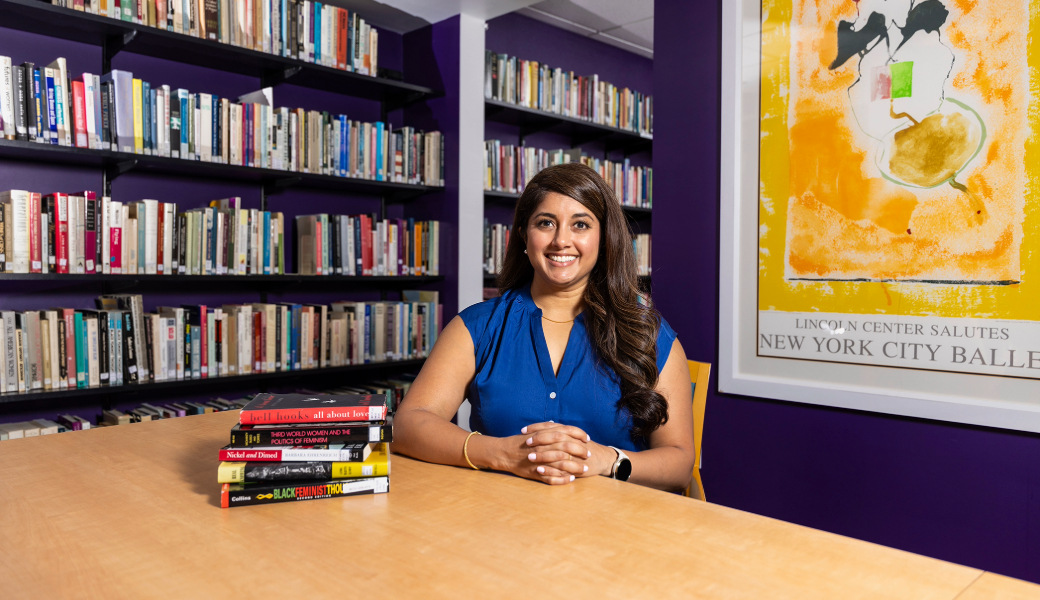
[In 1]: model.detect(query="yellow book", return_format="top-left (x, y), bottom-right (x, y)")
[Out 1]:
top-left (217, 444), bottom-right (390, 483)
top-left (132, 78), bottom-right (143, 154)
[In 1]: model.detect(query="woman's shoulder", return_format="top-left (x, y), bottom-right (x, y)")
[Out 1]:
top-left (655, 312), bottom-right (678, 372)
top-left (458, 288), bottom-right (524, 344)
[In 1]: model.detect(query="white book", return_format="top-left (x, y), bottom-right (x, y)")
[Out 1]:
top-left (155, 88), bottom-right (165, 158)
top-left (39, 212), bottom-right (48, 274)
top-left (2, 190), bottom-right (30, 273)
top-left (47, 58), bottom-right (71, 146)
top-left (236, 205), bottom-right (248, 274)
top-left (0, 316), bottom-right (5, 393)
top-left (69, 195), bottom-right (84, 274)
top-left (229, 103), bottom-right (241, 166)
top-left (0, 56), bottom-right (14, 139)
top-left (200, 93), bottom-right (212, 162)
top-left (45, 310), bottom-right (60, 390)
top-left (221, 98), bottom-right (230, 163)
top-left (100, 196), bottom-right (111, 274)
top-left (163, 202), bottom-right (175, 274)
top-left (83, 73), bottom-right (97, 149)
top-left (215, 210), bottom-right (225, 274)
top-left (143, 199), bottom-right (158, 274)
top-left (85, 316), bottom-right (99, 387)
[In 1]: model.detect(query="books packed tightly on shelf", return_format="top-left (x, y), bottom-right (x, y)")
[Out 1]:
top-left (0, 57), bottom-right (445, 185)
top-left (633, 233), bottom-right (650, 276)
top-left (296, 214), bottom-right (440, 276)
top-left (483, 141), bottom-right (652, 208)
top-left (46, 0), bottom-right (384, 77)
top-left (0, 374), bottom-right (413, 439)
top-left (220, 392), bottom-right (395, 507)
top-left (0, 290), bottom-right (441, 395)
top-left (484, 50), bottom-right (653, 137)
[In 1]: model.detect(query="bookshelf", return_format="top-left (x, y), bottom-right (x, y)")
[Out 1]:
top-left (485, 98), bottom-right (652, 155)
top-left (0, 2), bottom-right (449, 420)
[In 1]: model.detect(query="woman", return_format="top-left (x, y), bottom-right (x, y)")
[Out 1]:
top-left (393, 163), bottom-right (695, 492)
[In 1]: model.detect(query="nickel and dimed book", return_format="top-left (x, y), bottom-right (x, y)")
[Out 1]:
top-left (228, 416), bottom-right (393, 447)
top-left (220, 476), bottom-right (389, 508)
top-left (218, 442), bottom-right (374, 462)
top-left (238, 392), bottom-right (387, 425)
top-left (218, 443), bottom-right (390, 483)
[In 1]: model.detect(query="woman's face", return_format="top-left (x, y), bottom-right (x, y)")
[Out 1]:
top-left (524, 191), bottom-right (601, 288)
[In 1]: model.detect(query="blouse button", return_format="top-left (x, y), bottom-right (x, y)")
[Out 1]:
top-left (549, 392), bottom-right (557, 399)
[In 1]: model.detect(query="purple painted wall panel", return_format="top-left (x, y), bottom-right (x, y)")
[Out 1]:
top-left (653, 0), bottom-right (1040, 584)
top-left (486, 13), bottom-right (653, 97)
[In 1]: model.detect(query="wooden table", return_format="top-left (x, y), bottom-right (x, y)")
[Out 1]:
top-left (1, 411), bottom-right (1037, 599)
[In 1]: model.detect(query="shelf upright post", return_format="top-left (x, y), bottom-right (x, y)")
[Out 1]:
top-left (102, 30), bottom-right (138, 75)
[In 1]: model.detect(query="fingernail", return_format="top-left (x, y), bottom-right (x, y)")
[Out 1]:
top-left (521, 426), bottom-right (528, 434)
top-left (570, 475), bottom-right (575, 482)
top-left (586, 434), bottom-right (590, 442)
top-left (587, 450), bottom-right (591, 458)
top-left (537, 466), bottom-right (545, 474)
top-left (526, 437), bottom-right (533, 445)
top-left (583, 465), bottom-right (589, 472)
top-left (549, 420), bottom-right (554, 423)
top-left (528, 452), bottom-right (537, 461)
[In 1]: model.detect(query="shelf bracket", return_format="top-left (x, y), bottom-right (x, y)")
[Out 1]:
top-left (383, 91), bottom-right (427, 114)
top-left (260, 177), bottom-right (301, 211)
top-left (102, 159), bottom-right (138, 196)
top-left (102, 30), bottom-right (138, 74)
top-left (260, 66), bottom-right (303, 89)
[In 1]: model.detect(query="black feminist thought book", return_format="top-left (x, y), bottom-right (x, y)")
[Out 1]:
top-left (238, 392), bottom-right (387, 425)
top-left (220, 476), bottom-right (388, 508)
top-left (228, 415), bottom-right (393, 447)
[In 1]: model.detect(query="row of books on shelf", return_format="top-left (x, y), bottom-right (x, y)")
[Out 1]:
top-left (220, 392), bottom-right (399, 507)
top-left (296, 213), bottom-right (440, 276)
top-left (483, 141), bottom-right (652, 208)
top-left (0, 58), bottom-right (445, 185)
top-left (633, 233), bottom-right (651, 277)
top-left (47, 0), bottom-right (384, 77)
top-left (0, 291), bottom-right (441, 395)
top-left (0, 191), bottom-right (442, 276)
top-left (484, 50), bottom-right (653, 137)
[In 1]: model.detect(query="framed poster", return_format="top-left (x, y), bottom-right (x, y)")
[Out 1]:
top-left (720, 0), bottom-right (1040, 431)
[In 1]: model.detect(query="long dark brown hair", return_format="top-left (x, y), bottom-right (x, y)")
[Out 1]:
top-left (497, 162), bottom-right (668, 441)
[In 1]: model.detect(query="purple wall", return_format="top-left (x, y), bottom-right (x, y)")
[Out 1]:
top-left (653, 0), bottom-right (1040, 584)
top-left (0, 23), bottom-right (442, 421)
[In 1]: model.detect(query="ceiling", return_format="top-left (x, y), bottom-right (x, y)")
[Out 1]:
top-left (327, 0), bottom-right (653, 59)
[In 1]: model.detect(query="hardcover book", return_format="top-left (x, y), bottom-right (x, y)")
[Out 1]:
top-left (238, 392), bottom-right (387, 425)
top-left (220, 475), bottom-right (388, 508)
top-left (218, 443), bottom-right (389, 483)
top-left (218, 442), bottom-right (373, 462)
top-left (229, 416), bottom-right (392, 447)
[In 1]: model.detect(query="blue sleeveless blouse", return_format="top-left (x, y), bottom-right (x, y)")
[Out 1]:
top-left (459, 283), bottom-right (677, 452)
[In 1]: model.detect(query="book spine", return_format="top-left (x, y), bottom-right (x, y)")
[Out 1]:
top-left (229, 422), bottom-right (392, 447)
top-left (239, 404), bottom-right (387, 425)
top-left (221, 476), bottom-right (387, 507)
top-left (83, 193), bottom-right (97, 273)
top-left (219, 445), bottom-right (368, 462)
top-left (218, 458), bottom-right (389, 483)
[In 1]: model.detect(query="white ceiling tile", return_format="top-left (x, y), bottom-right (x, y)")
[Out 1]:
top-left (521, 0), bottom-right (617, 33)
top-left (589, 31), bottom-right (652, 58)
top-left (568, 0), bottom-right (652, 26)
top-left (618, 17), bottom-right (653, 46)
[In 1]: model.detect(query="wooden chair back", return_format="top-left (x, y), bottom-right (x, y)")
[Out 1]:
top-left (684, 360), bottom-right (712, 500)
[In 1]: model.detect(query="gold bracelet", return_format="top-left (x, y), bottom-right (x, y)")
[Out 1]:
top-left (463, 431), bottom-right (483, 470)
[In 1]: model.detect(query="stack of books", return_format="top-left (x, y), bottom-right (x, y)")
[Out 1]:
top-left (219, 392), bottom-right (392, 508)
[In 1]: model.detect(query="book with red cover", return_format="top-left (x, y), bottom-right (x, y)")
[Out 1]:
top-left (27, 192), bottom-right (41, 273)
top-left (71, 80), bottom-right (88, 148)
top-left (155, 202), bottom-right (164, 273)
top-left (238, 392), bottom-right (388, 425)
top-left (218, 443), bottom-right (372, 462)
top-left (76, 191), bottom-right (97, 274)
top-left (60, 308), bottom-right (75, 383)
top-left (110, 212), bottom-right (122, 274)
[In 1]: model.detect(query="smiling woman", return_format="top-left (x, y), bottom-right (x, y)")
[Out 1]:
top-left (392, 163), bottom-right (696, 492)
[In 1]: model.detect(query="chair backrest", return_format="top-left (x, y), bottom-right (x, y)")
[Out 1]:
top-left (684, 360), bottom-right (711, 500)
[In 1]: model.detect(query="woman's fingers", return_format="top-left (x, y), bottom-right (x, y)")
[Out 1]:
top-left (524, 429), bottom-right (590, 450)
top-left (532, 464), bottom-right (576, 485)
top-left (522, 422), bottom-right (590, 443)
top-left (527, 444), bottom-right (590, 464)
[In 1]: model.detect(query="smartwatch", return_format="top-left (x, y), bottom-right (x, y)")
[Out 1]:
top-left (608, 447), bottom-right (632, 482)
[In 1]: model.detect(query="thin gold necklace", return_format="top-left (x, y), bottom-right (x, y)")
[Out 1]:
top-left (541, 315), bottom-right (575, 324)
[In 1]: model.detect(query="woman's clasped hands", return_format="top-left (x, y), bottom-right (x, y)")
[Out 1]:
top-left (498, 421), bottom-right (616, 485)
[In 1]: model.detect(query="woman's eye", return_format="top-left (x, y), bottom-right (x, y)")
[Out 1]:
top-left (537, 219), bottom-right (555, 228)
top-left (574, 221), bottom-right (590, 230)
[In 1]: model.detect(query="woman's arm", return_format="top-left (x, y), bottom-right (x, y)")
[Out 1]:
top-left (392, 316), bottom-right (590, 484)
top-left (569, 339), bottom-right (696, 492)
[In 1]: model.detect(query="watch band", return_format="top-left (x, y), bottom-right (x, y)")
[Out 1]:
top-left (608, 446), bottom-right (632, 481)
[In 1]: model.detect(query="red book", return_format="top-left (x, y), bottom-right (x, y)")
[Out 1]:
top-left (336, 9), bottom-right (348, 70)
top-left (47, 193), bottom-right (69, 274)
top-left (110, 217), bottom-right (122, 274)
top-left (360, 214), bottom-right (371, 276)
top-left (76, 191), bottom-right (97, 274)
top-left (61, 308), bottom-right (76, 385)
top-left (315, 217), bottom-right (322, 275)
top-left (71, 80), bottom-right (88, 148)
top-left (156, 202), bottom-right (164, 273)
top-left (238, 392), bottom-right (388, 425)
top-left (252, 311), bottom-right (262, 373)
top-left (27, 192), bottom-right (41, 273)
top-left (199, 304), bottom-right (208, 378)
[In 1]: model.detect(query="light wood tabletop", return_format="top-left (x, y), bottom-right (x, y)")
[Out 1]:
top-left (0, 410), bottom-right (1037, 599)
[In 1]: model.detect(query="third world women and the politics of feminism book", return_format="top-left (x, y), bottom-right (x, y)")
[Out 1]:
top-left (219, 443), bottom-right (374, 462)
top-left (228, 416), bottom-right (393, 447)
top-left (238, 392), bottom-right (387, 425)
top-left (221, 476), bottom-right (390, 508)
top-left (217, 443), bottom-right (390, 483)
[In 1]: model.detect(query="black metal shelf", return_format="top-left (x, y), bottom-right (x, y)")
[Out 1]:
top-left (0, 358), bottom-right (426, 404)
top-left (0, 0), bottom-right (441, 108)
top-left (484, 98), bottom-right (652, 154)
top-left (0, 273), bottom-right (444, 291)
top-left (0, 139), bottom-right (443, 201)
top-left (484, 190), bottom-right (651, 218)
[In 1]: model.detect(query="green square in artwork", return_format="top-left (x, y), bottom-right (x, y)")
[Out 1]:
top-left (890, 61), bottom-right (913, 98)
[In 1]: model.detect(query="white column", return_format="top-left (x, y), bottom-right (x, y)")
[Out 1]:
top-left (457, 13), bottom-right (486, 314)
